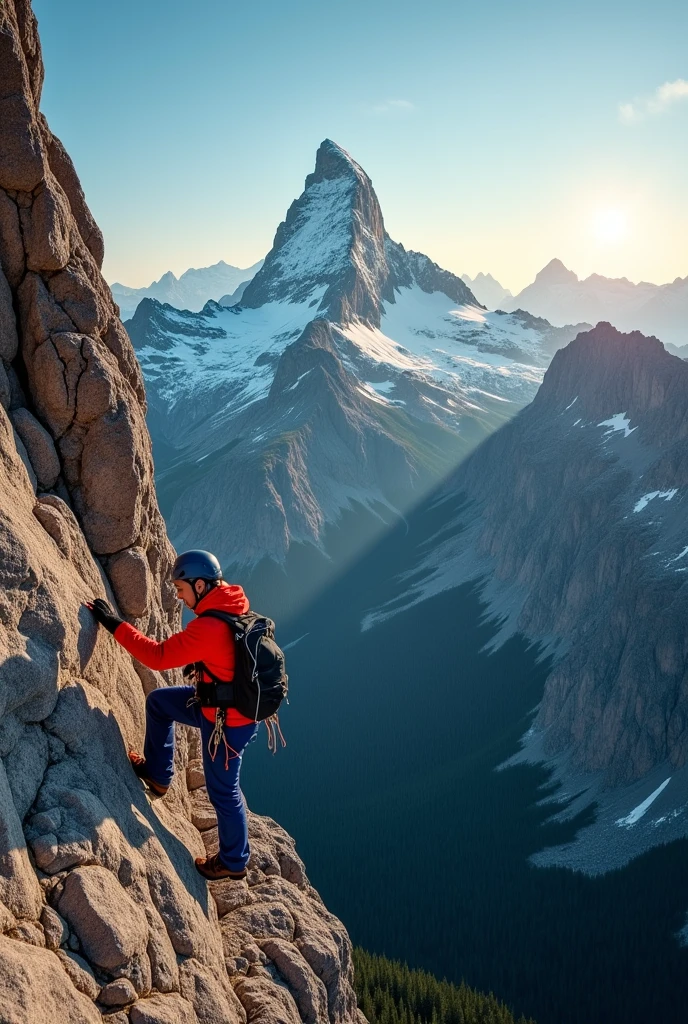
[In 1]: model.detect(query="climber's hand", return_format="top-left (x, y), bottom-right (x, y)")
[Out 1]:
top-left (86, 598), bottom-right (123, 635)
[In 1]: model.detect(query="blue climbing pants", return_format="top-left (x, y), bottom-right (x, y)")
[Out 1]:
top-left (142, 685), bottom-right (258, 871)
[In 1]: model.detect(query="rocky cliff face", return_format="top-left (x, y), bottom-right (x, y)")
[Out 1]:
top-left (368, 322), bottom-right (688, 868)
top-left (454, 325), bottom-right (688, 784)
top-left (0, 3), bottom-right (363, 1021)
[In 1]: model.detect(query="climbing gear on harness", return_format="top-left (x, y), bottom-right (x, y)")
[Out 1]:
top-left (185, 610), bottom-right (288, 754)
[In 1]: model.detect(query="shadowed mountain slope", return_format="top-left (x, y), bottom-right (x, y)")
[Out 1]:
top-left (368, 322), bottom-right (688, 870)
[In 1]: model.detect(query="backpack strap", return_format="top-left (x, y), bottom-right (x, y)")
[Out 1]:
top-left (198, 609), bottom-right (272, 636)
top-left (188, 610), bottom-right (243, 706)
top-left (197, 609), bottom-right (242, 632)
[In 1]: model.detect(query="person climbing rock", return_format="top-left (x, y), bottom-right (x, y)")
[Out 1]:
top-left (86, 549), bottom-right (262, 882)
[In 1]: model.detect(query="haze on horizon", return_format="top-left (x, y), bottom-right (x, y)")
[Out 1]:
top-left (34, 0), bottom-right (687, 294)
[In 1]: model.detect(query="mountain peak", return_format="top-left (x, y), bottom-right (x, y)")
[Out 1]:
top-left (308, 139), bottom-right (363, 185)
top-left (240, 140), bottom-right (476, 324)
top-left (536, 321), bottom-right (686, 444)
top-left (535, 258), bottom-right (578, 285)
top-left (240, 139), bottom-right (388, 321)
top-left (156, 269), bottom-right (178, 286)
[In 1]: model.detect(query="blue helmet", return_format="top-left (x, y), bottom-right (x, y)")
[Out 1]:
top-left (172, 550), bottom-right (223, 583)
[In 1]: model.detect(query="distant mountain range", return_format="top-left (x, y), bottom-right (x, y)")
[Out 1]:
top-left (461, 271), bottom-right (513, 309)
top-left (502, 258), bottom-right (688, 352)
top-left (110, 259), bottom-right (263, 320)
top-left (125, 140), bottom-right (586, 568)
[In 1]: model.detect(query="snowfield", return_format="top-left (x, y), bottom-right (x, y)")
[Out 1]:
top-left (342, 286), bottom-right (547, 403)
top-left (136, 283), bottom-right (550, 419)
top-left (136, 290), bottom-right (327, 410)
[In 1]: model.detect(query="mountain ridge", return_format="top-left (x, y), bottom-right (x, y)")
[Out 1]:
top-left (111, 259), bottom-right (264, 320)
top-left (366, 321), bottom-right (688, 871)
top-left (504, 258), bottom-right (688, 347)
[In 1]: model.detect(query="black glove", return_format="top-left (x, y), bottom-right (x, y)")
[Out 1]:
top-left (87, 598), bottom-right (123, 635)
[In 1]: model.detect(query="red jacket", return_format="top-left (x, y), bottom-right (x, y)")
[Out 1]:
top-left (113, 582), bottom-right (255, 726)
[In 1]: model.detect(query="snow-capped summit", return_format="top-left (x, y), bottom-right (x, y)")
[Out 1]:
top-left (242, 139), bottom-right (389, 321)
top-left (242, 139), bottom-right (477, 325)
top-left (128, 141), bottom-right (587, 567)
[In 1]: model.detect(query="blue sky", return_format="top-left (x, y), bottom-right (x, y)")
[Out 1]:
top-left (34, 0), bottom-right (688, 292)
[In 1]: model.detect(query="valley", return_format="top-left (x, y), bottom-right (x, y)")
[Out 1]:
top-left (239, 494), bottom-right (688, 1024)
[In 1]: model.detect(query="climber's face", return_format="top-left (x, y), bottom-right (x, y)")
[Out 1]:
top-left (173, 578), bottom-right (207, 610)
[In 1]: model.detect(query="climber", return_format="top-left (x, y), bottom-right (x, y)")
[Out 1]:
top-left (86, 550), bottom-right (259, 882)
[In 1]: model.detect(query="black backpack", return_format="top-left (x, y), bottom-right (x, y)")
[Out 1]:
top-left (189, 610), bottom-right (288, 723)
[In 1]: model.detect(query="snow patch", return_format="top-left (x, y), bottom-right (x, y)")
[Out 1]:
top-left (136, 291), bottom-right (326, 409)
top-left (357, 382), bottom-right (392, 405)
top-left (273, 176), bottom-right (355, 283)
top-left (615, 778), bottom-right (671, 827)
top-left (598, 412), bottom-right (637, 438)
top-left (286, 369), bottom-right (313, 392)
top-left (565, 396), bottom-right (578, 410)
top-left (633, 489), bottom-right (678, 513)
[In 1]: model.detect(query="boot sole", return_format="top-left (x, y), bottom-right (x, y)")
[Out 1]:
top-left (195, 862), bottom-right (247, 881)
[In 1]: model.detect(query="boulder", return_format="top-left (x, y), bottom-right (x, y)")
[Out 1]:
top-left (209, 875), bottom-right (251, 917)
top-left (11, 406), bottom-right (60, 487)
top-left (233, 973), bottom-right (302, 1024)
top-left (58, 866), bottom-right (148, 970)
top-left (20, 173), bottom-right (72, 272)
top-left (179, 956), bottom-right (244, 1024)
top-left (0, 936), bottom-right (101, 1022)
top-left (108, 546), bottom-right (152, 618)
top-left (190, 786), bottom-right (217, 831)
top-left (55, 949), bottom-right (100, 1001)
top-left (41, 903), bottom-right (68, 950)
top-left (129, 993), bottom-right (196, 1024)
top-left (223, 902), bottom-right (295, 943)
top-left (261, 939), bottom-right (329, 1024)
top-left (98, 977), bottom-right (138, 1007)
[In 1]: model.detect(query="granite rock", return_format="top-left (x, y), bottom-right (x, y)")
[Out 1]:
top-left (0, 5), bottom-right (365, 1024)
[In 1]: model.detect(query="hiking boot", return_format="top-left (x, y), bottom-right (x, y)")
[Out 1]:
top-left (128, 751), bottom-right (169, 798)
top-left (195, 852), bottom-right (247, 881)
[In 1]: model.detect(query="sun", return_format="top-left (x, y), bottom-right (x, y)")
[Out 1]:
top-left (592, 207), bottom-right (629, 244)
